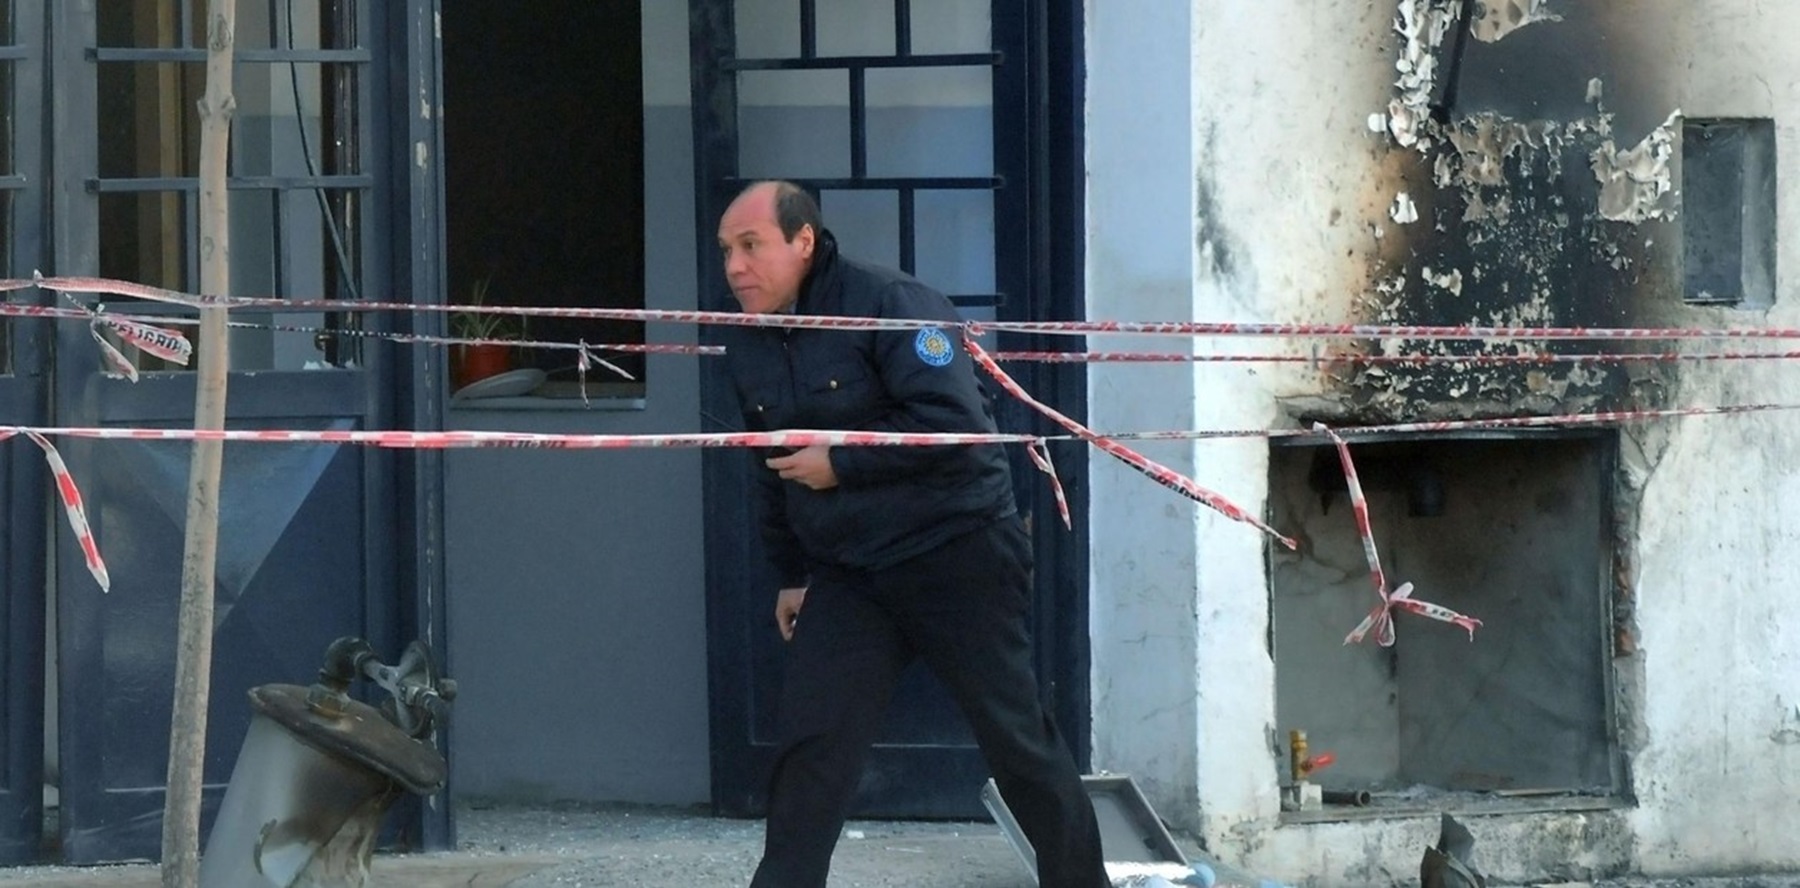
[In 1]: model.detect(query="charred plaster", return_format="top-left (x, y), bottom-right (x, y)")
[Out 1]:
top-left (1469, 0), bottom-right (1562, 44)
top-left (1315, 0), bottom-right (1684, 425)
top-left (1196, 124), bottom-right (1247, 292)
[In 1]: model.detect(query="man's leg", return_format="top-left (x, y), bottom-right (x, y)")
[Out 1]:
top-left (753, 573), bottom-right (910, 888)
top-left (878, 519), bottom-right (1109, 888)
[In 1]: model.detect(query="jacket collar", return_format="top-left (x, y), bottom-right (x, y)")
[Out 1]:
top-left (794, 228), bottom-right (841, 315)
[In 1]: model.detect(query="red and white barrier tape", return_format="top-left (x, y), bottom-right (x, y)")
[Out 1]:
top-left (0, 431), bottom-right (110, 592)
top-left (10, 404), bottom-right (1784, 450)
top-left (988, 349), bottom-right (1800, 366)
top-left (11, 269), bottom-right (1800, 603)
top-left (0, 300), bottom-right (196, 381)
top-left (0, 301), bottom-right (720, 358)
top-left (10, 400), bottom-right (1795, 595)
top-left (1316, 424), bottom-right (1480, 646)
top-left (25, 274), bottom-right (940, 334)
top-left (26, 301), bottom-right (1800, 368)
top-left (21, 273), bottom-right (1800, 342)
top-left (1107, 403), bottom-right (1794, 442)
top-left (963, 332), bottom-right (1298, 549)
top-left (0, 426), bottom-right (1038, 450)
top-left (1024, 442), bottom-right (1071, 530)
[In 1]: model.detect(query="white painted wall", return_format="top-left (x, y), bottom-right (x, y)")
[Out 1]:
top-left (1082, 0), bottom-right (1202, 832)
top-left (1084, 0), bottom-right (1800, 883)
top-left (1623, 13), bottom-right (1800, 874)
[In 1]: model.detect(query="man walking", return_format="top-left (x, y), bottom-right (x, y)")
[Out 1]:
top-left (717, 180), bottom-right (1107, 888)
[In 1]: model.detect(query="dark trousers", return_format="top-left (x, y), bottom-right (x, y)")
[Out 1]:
top-left (750, 518), bottom-right (1107, 888)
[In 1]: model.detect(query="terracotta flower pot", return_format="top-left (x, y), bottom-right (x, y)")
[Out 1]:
top-left (454, 343), bottom-right (512, 390)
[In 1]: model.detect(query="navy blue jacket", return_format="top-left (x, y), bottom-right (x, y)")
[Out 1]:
top-left (726, 233), bottom-right (1016, 586)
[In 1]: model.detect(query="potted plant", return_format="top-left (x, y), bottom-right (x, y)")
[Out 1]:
top-left (450, 276), bottom-right (524, 389)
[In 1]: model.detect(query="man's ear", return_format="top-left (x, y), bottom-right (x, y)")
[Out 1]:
top-left (796, 224), bottom-right (816, 260)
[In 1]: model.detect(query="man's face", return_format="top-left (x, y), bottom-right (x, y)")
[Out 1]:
top-left (717, 186), bottom-right (815, 314)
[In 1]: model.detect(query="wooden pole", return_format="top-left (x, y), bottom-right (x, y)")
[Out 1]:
top-left (162, 1), bottom-right (235, 884)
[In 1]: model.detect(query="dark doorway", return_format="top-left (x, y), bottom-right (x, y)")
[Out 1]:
top-left (693, 1), bottom-right (1090, 819)
top-left (442, 1), bottom-right (646, 392)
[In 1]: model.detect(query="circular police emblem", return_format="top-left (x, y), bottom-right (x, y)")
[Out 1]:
top-left (914, 326), bottom-right (955, 367)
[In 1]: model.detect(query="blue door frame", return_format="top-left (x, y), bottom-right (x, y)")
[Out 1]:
top-left (32, 0), bottom-right (450, 863)
top-left (0, 0), bottom-right (49, 863)
top-left (693, 0), bottom-right (1090, 819)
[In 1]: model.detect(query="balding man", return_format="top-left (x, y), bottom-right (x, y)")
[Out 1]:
top-left (718, 180), bottom-right (1106, 888)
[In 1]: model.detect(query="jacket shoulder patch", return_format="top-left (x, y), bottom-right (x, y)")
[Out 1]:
top-left (913, 326), bottom-right (955, 367)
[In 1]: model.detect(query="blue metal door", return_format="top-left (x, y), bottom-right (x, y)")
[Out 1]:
top-left (0, 0), bottom-right (48, 862)
top-left (694, 0), bottom-right (1090, 819)
top-left (45, 1), bottom-right (414, 863)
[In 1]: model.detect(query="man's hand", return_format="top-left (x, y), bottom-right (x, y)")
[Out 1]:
top-left (767, 445), bottom-right (839, 490)
top-left (776, 586), bottom-right (807, 641)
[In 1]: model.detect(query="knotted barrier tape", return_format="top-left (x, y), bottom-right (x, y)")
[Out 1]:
top-left (1315, 423), bottom-right (1480, 646)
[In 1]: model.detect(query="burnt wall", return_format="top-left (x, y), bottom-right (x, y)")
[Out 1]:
top-left (1320, 0), bottom-right (1684, 423)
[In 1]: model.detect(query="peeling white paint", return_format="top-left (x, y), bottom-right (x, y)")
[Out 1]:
top-left (1390, 191), bottom-right (1420, 223)
top-left (1590, 110), bottom-right (1683, 223)
top-left (1446, 115), bottom-right (1563, 187)
top-left (1422, 265), bottom-right (1465, 295)
top-left (1470, 0), bottom-right (1563, 43)
top-left (1387, 0), bottom-right (1463, 149)
top-left (1462, 189), bottom-right (1513, 224)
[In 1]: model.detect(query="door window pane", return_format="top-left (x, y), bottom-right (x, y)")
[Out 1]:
top-left (230, 62), bottom-right (361, 177)
top-left (914, 189), bottom-right (994, 296)
top-left (100, 0), bottom-right (358, 51)
top-left (3, 2), bottom-right (15, 375)
top-left (98, 0), bottom-right (202, 49)
top-left (907, 0), bottom-right (989, 55)
top-left (866, 66), bottom-right (991, 178)
top-left (817, 0), bottom-right (895, 57)
top-left (1, 54), bottom-right (12, 174)
top-left (734, 0), bottom-right (801, 58)
top-left (737, 70), bottom-right (850, 180)
top-left (821, 190), bottom-right (899, 270)
top-left (97, 62), bottom-right (203, 179)
top-left (99, 192), bottom-right (191, 293)
top-left (1, 191), bottom-right (11, 375)
top-left (238, 0), bottom-right (360, 52)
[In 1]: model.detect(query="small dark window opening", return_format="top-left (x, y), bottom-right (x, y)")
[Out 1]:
top-left (1682, 118), bottom-right (1775, 309)
top-left (1269, 433), bottom-right (1621, 819)
top-left (443, 1), bottom-right (646, 396)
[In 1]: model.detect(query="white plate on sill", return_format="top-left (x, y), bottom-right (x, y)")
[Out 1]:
top-left (452, 368), bottom-right (547, 400)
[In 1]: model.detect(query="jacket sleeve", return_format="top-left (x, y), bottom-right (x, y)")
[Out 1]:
top-left (729, 337), bottom-right (810, 588)
top-left (828, 280), bottom-right (996, 488)
top-left (753, 453), bottom-right (809, 588)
